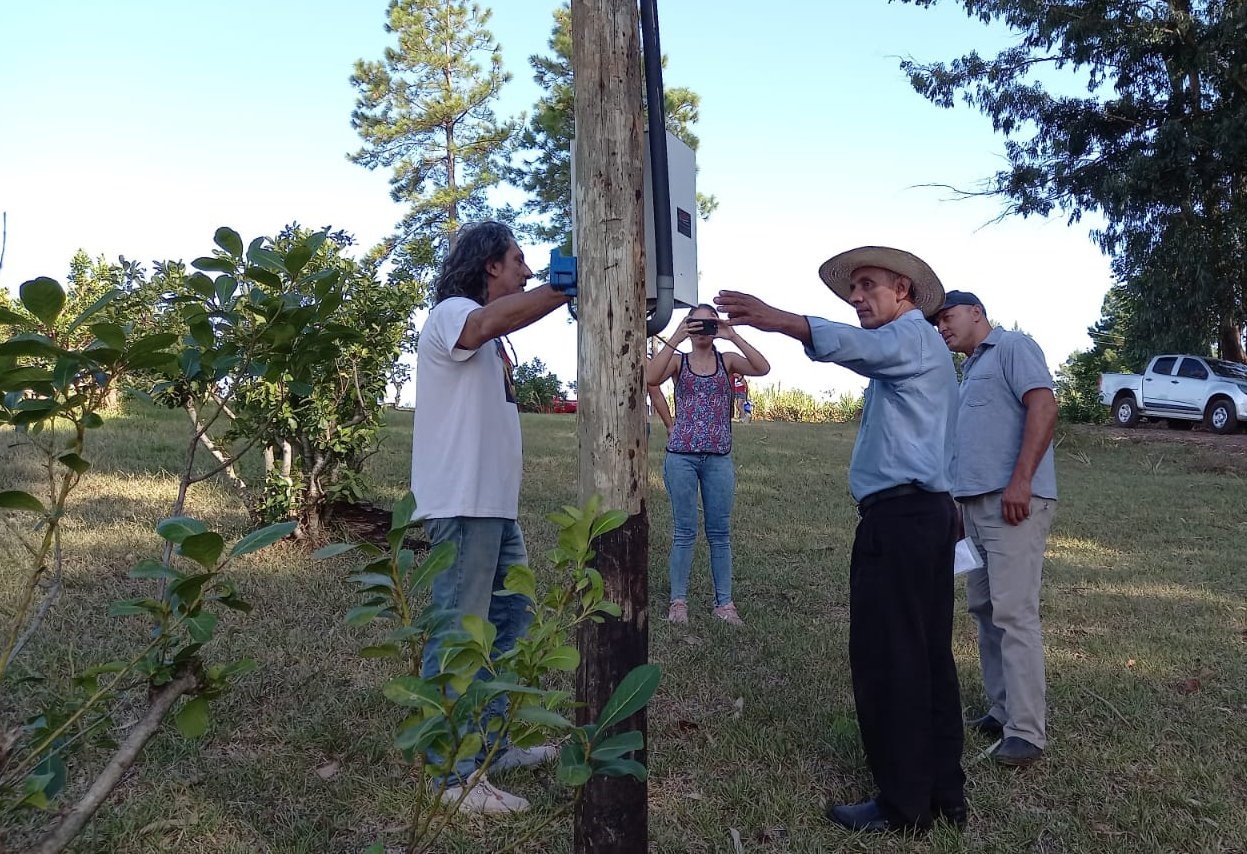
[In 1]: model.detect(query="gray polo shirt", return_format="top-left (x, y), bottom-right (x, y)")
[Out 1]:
top-left (952, 326), bottom-right (1057, 500)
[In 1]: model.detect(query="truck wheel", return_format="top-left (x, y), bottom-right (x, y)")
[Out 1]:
top-left (1205, 398), bottom-right (1239, 435)
top-left (1166, 419), bottom-right (1193, 430)
top-left (1113, 395), bottom-right (1140, 427)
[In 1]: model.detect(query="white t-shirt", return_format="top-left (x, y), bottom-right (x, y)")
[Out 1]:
top-left (410, 297), bottom-right (522, 520)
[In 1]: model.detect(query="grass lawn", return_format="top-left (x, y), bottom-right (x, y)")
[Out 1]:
top-left (2, 403), bottom-right (1245, 852)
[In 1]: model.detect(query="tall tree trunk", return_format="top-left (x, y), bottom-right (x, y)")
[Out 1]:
top-left (1218, 317), bottom-right (1246, 363)
top-left (572, 0), bottom-right (649, 851)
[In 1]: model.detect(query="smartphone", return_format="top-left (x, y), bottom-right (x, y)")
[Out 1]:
top-left (693, 318), bottom-right (718, 336)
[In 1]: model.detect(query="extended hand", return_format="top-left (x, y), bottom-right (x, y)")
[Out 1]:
top-left (714, 291), bottom-right (782, 331)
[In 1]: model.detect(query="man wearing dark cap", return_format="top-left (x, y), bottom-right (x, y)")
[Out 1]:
top-left (936, 291), bottom-right (1057, 767)
top-left (715, 247), bottom-right (965, 833)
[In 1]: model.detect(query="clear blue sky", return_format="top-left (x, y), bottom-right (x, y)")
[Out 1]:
top-left (1, 0), bottom-right (1111, 399)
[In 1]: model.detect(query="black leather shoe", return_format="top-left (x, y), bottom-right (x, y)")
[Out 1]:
top-left (993, 736), bottom-right (1043, 766)
top-left (825, 799), bottom-right (930, 833)
top-left (966, 712), bottom-right (1004, 737)
top-left (933, 800), bottom-right (968, 828)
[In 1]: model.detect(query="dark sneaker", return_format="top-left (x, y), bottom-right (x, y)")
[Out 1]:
top-left (993, 736), bottom-right (1043, 766)
top-left (966, 712), bottom-right (1004, 738)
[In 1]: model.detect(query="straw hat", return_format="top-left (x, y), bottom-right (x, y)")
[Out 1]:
top-left (817, 246), bottom-right (945, 318)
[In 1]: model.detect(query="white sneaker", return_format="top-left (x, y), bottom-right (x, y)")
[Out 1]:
top-left (490, 742), bottom-right (560, 775)
top-left (439, 775), bottom-right (530, 814)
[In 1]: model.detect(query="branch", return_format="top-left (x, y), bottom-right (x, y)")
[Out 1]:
top-left (29, 668), bottom-right (201, 854)
top-left (3, 575), bottom-right (61, 670)
top-left (188, 426), bottom-right (247, 490)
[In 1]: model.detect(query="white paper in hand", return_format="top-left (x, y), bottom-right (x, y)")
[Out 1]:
top-left (954, 538), bottom-right (983, 575)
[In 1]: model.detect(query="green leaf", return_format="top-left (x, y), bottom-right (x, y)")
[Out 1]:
top-left (214, 226), bottom-right (244, 257)
top-left (514, 705), bottom-right (574, 730)
top-left (0, 490), bottom-right (45, 513)
top-left (222, 658), bottom-right (258, 680)
top-left (168, 573), bottom-right (216, 606)
top-left (244, 266), bottom-right (282, 288)
top-left (312, 542), bottom-right (359, 560)
top-left (19, 277), bottom-right (65, 326)
top-left (390, 492), bottom-right (417, 538)
top-left (215, 275), bottom-right (239, 305)
top-left (350, 572), bottom-right (395, 590)
top-left (228, 521), bottom-right (296, 558)
top-left (394, 716), bottom-right (450, 752)
top-left (84, 412), bottom-right (104, 429)
top-left (503, 564), bottom-right (537, 601)
top-left (359, 643), bottom-right (402, 659)
top-left (175, 696), bottom-right (210, 738)
top-left (65, 289), bottom-right (121, 333)
top-left (126, 332), bottom-right (179, 356)
top-left (557, 740), bottom-right (592, 787)
top-left (0, 305), bottom-right (25, 324)
top-left (589, 509), bottom-right (629, 541)
top-left (179, 531), bottom-right (225, 568)
top-left (592, 757), bottom-right (648, 780)
top-left (89, 321), bottom-right (126, 351)
top-left (0, 366), bottom-right (52, 387)
top-left (461, 614), bottom-right (497, 651)
top-left (57, 452), bottom-right (90, 474)
top-left (409, 540), bottom-right (456, 591)
top-left (0, 332), bottom-right (62, 359)
top-left (189, 318), bottom-right (214, 348)
top-left (184, 612), bottom-right (218, 643)
top-left (108, 597), bottom-right (166, 618)
top-left (192, 256), bottom-right (235, 273)
top-left (542, 645), bottom-right (580, 672)
top-left (589, 730), bottom-right (643, 760)
top-left (345, 604), bottom-right (387, 627)
top-left (382, 675), bottom-right (443, 711)
top-left (19, 771), bottom-right (56, 810)
top-left (127, 559), bottom-right (183, 581)
top-left (156, 516), bottom-right (208, 544)
top-left (595, 664), bottom-right (661, 733)
top-left (286, 243), bottom-right (313, 277)
top-left (247, 247), bottom-right (289, 275)
top-left (34, 753), bottom-right (67, 801)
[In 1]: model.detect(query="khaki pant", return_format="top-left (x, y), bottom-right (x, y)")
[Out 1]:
top-left (960, 493), bottom-right (1055, 749)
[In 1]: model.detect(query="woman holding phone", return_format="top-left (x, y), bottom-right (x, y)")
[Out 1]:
top-left (646, 304), bottom-right (771, 625)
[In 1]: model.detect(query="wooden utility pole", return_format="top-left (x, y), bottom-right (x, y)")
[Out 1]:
top-left (572, 0), bottom-right (649, 850)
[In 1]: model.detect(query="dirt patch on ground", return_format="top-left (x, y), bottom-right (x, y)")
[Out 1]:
top-left (1095, 421), bottom-right (1247, 473)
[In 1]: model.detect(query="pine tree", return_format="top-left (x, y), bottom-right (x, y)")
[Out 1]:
top-left (899, 0), bottom-right (1247, 362)
top-left (349, 0), bottom-right (517, 263)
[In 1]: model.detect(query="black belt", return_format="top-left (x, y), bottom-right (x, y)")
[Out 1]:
top-left (857, 483), bottom-right (932, 516)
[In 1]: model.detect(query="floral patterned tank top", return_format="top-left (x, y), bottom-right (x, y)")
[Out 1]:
top-left (666, 351), bottom-right (733, 455)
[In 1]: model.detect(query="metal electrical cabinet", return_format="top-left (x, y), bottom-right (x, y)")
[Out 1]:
top-left (571, 129), bottom-right (699, 309)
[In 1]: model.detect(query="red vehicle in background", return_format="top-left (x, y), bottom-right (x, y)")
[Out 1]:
top-left (548, 395), bottom-right (577, 414)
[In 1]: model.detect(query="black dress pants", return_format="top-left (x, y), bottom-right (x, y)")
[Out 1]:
top-left (849, 490), bottom-right (965, 825)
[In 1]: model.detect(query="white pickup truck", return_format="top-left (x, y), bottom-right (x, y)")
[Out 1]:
top-left (1099, 354), bottom-right (1247, 434)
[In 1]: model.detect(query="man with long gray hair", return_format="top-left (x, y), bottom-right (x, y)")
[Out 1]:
top-left (411, 221), bottom-right (571, 813)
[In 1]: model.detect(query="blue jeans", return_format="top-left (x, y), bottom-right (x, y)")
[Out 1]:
top-left (663, 452), bottom-right (735, 607)
top-left (420, 516), bottom-right (532, 785)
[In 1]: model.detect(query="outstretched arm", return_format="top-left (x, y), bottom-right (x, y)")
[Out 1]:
top-left (456, 285), bottom-right (570, 350)
top-left (714, 290), bottom-right (811, 346)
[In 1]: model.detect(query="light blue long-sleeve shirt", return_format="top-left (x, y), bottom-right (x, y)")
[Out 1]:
top-left (803, 309), bottom-right (958, 502)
